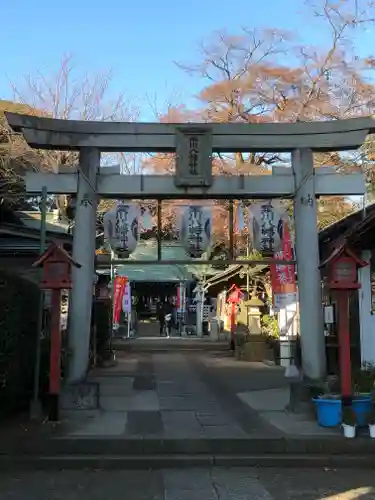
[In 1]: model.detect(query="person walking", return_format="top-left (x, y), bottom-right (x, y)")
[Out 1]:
top-left (157, 299), bottom-right (164, 336)
top-left (158, 298), bottom-right (174, 337)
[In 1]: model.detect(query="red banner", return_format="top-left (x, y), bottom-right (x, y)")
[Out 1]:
top-left (112, 276), bottom-right (127, 327)
top-left (270, 218), bottom-right (297, 298)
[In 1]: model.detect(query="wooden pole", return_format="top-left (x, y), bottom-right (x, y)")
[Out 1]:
top-left (49, 288), bottom-right (62, 421)
top-left (30, 185), bottom-right (47, 420)
top-left (230, 302), bottom-right (236, 351)
top-left (337, 290), bottom-right (352, 398)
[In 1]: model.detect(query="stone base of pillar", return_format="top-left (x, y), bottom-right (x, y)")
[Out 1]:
top-left (60, 382), bottom-right (99, 411)
top-left (280, 341), bottom-right (292, 368)
top-left (285, 382), bottom-right (316, 414)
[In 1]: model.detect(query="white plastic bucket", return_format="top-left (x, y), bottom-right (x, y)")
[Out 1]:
top-left (369, 424), bottom-right (375, 438)
top-left (342, 424), bottom-right (356, 438)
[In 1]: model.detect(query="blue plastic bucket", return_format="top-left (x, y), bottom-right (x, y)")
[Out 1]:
top-left (312, 395), bottom-right (373, 427)
top-left (312, 397), bottom-right (341, 427)
top-left (352, 395), bottom-right (373, 427)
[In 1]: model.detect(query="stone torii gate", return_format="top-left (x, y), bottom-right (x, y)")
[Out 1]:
top-left (6, 112), bottom-right (373, 383)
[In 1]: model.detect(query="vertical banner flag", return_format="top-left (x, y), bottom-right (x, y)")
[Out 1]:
top-left (176, 283), bottom-right (186, 313)
top-left (235, 201), bottom-right (246, 233)
top-left (122, 279), bottom-right (132, 313)
top-left (112, 276), bottom-right (127, 329)
top-left (270, 216), bottom-right (297, 309)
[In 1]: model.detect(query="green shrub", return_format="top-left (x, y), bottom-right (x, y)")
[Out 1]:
top-left (0, 271), bottom-right (41, 417)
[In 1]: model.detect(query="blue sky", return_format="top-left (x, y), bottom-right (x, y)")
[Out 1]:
top-left (1, 0), bottom-right (373, 119)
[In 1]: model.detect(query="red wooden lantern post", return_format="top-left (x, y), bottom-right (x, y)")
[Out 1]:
top-left (32, 241), bottom-right (81, 421)
top-left (227, 284), bottom-right (243, 350)
top-left (320, 243), bottom-right (368, 399)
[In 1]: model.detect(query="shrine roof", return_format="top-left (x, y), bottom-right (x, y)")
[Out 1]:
top-left (32, 240), bottom-right (80, 268)
top-left (319, 202), bottom-right (375, 258)
top-left (320, 242), bottom-right (368, 268)
top-left (98, 240), bottom-right (257, 283)
top-left (112, 241), bottom-right (198, 282)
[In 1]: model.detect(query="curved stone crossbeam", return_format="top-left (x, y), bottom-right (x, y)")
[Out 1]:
top-left (5, 112), bottom-right (375, 152)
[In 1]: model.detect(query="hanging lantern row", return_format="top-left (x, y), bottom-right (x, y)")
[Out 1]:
top-left (103, 202), bottom-right (213, 259)
top-left (102, 200), bottom-right (288, 259)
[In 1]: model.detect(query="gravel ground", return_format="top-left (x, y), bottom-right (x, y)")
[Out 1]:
top-left (1, 467), bottom-right (375, 500)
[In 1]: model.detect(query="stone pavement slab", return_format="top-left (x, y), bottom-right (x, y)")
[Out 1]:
top-left (257, 467), bottom-right (375, 500)
top-left (210, 468), bottom-right (272, 500)
top-left (100, 390), bottom-right (160, 412)
top-left (238, 387), bottom-right (339, 436)
top-left (154, 353), bottom-right (248, 439)
top-left (68, 411), bottom-right (127, 437)
top-left (8, 348), bottom-right (375, 462)
top-left (4, 467), bottom-right (375, 499)
top-left (61, 351), bottom-right (258, 440)
top-left (260, 409), bottom-right (339, 436)
top-left (126, 410), bottom-right (163, 436)
top-left (238, 388), bottom-right (290, 412)
top-left (0, 469), bottom-right (164, 500)
top-left (91, 354), bottom-right (139, 374)
top-left (59, 351), bottom-right (327, 440)
top-left (94, 376), bottom-right (134, 396)
top-left (196, 411), bottom-right (234, 426)
top-left (161, 410), bottom-right (201, 434)
top-left (193, 351), bottom-right (346, 439)
top-left (189, 353), bottom-right (283, 438)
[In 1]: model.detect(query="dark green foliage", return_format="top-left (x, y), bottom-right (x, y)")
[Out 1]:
top-left (0, 271), bottom-right (40, 417)
top-left (352, 363), bottom-right (375, 394)
top-left (92, 300), bottom-right (111, 365)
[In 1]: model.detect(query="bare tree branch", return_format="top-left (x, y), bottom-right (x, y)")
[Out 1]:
top-left (1, 54), bottom-right (139, 208)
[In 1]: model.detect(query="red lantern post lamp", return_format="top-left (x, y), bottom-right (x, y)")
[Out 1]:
top-left (320, 243), bottom-right (368, 399)
top-left (32, 241), bottom-right (81, 420)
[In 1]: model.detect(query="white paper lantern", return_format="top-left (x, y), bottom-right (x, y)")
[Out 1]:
top-left (179, 205), bottom-right (212, 258)
top-left (103, 202), bottom-right (140, 257)
top-left (249, 202), bottom-right (284, 254)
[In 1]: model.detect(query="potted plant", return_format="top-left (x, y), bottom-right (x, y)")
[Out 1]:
top-left (312, 371), bottom-right (374, 428)
top-left (261, 314), bottom-right (279, 362)
top-left (351, 365), bottom-right (375, 426)
top-left (311, 379), bottom-right (342, 427)
top-left (342, 406), bottom-right (357, 438)
top-left (366, 405), bottom-right (375, 438)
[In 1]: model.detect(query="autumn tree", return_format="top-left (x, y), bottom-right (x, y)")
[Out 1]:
top-left (201, 0), bottom-right (375, 215)
top-left (144, 0), bottom-right (375, 248)
top-left (0, 100), bottom-right (50, 208)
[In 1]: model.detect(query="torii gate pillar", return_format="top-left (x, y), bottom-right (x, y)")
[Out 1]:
top-left (68, 148), bottom-right (99, 382)
top-left (293, 149), bottom-right (326, 380)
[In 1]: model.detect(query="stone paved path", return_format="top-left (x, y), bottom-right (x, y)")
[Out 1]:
top-left (3, 348), bottom-right (375, 466)
top-left (1, 467), bottom-right (375, 499)
top-left (62, 351), bottom-right (279, 439)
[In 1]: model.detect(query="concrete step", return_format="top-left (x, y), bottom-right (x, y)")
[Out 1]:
top-left (113, 339), bottom-right (229, 352)
top-left (1, 453), bottom-right (375, 470)
top-left (4, 436), bottom-right (375, 457)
